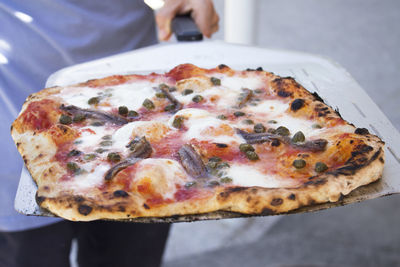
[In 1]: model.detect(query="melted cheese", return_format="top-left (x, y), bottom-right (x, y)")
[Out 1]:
top-left (227, 165), bottom-right (300, 188)
top-left (53, 70), bottom-right (345, 195)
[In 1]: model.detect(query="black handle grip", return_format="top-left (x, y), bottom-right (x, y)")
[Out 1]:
top-left (171, 15), bottom-right (203, 41)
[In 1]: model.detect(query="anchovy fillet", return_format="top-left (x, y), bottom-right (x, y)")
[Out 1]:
top-left (178, 144), bottom-right (207, 178)
top-left (236, 128), bottom-right (327, 152)
top-left (60, 104), bottom-right (129, 125)
top-left (104, 137), bottom-right (152, 181)
top-left (159, 87), bottom-right (182, 113)
top-left (238, 88), bottom-right (254, 108)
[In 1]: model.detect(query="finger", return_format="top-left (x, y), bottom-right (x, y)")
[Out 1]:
top-left (156, 0), bottom-right (184, 41)
top-left (190, 0), bottom-right (219, 38)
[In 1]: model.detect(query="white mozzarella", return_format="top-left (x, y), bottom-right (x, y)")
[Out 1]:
top-left (226, 165), bottom-right (299, 188)
top-left (68, 163), bottom-right (110, 191)
top-left (220, 75), bottom-right (264, 92)
top-left (134, 158), bottom-right (187, 199)
top-left (244, 99), bottom-right (289, 118)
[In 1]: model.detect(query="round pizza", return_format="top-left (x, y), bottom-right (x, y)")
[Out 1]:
top-left (11, 64), bottom-right (385, 221)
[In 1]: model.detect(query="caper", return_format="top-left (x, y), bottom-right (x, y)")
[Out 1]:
top-left (216, 162), bottom-right (230, 169)
top-left (83, 154), bottom-right (96, 161)
top-left (100, 140), bottom-right (113, 146)
top-left (142, 99), bottom-right (155, 110)
top-left (239, 143), bottom-right (255, 153)
top-left (172, 116), bottom-right (184, 129)
top-left (243, 119), bottom-right (254, 125)
top-left (312, 123), bottom-right (322, 129)
top-left (72, 114), bottom-right (86, 123)
top-left (192, 95), bottom-right (204, 103)
top-left (220, 177), bottom-right (233, 183)
top-left (246, 151), bottom-right (259, 161)
top-left (118, 106), bottom-right (129, 115)
top-left (217, 114), bottom-right (227, 120)
top-left (155, 92), bottom-right (166, 98)
top-left (293, 159), bottom-right (306, 169)
top-left (127, 110), bottom-right (139, 117)
top-left (276, 126), bottom-right (290, 136)
top-left (254, 123), bottom-right (266, 133)
top-left (209, 156), bottom-right (222, 162)
top-left (88, 97), bottom-right (100, 105)
top-left (66, 162), bottom-right (79, 172)
top-left (59, 114), bottom-right (72, 125)
top-left (267, 128), bottom-right (276, 134)
top-left (164, 104), bottom-right (176, 112)
top-left (91, 121), bottom-right (104, 127)
top-left (102, 135), bottom-right (112, 140)
top-left (182, 89), bottom-right (194, 95)
top-left (315, 162), bottom-right (328, 173)
top-left (74, 140), bottom-right (83, 144)
top-left (168, 87), bottom-right (177, 92)
top-left (107, 152), bottom-right (121, 163)
top-left (210, 77), bottom-right (221, 86)
top-left (207, 161), bottom-right (218, 169)
top-left (271, 140), bottom-right (280, 147)
top-left (254, 89), bottom-right (263, 94)
top-left (95, 148), bottom-right (108, 153)
top-left (234, 111), bottom-right (245, 117)
top-left (184, 181), bottom-right (197, 188)
top-left (67, 149), bottom-right (81, 157)
top-left (207, 180), bottom-right (220, 187)
top-left (268, 120), bottom-right (277, 124)
top-left (159, 83), bottom-right (169, 90)
top-left (292, 131), bottom-right (305, 143)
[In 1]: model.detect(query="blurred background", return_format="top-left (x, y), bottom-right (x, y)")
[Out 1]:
top-left (162, 1), bottom-right (400, 266)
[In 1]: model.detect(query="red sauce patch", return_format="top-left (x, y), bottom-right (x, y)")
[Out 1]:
top-left (21, 99), bottom-right (57, 131)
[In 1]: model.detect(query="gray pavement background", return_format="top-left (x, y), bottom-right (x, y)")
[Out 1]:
top-left (162, 0), bottom-right (400, 266)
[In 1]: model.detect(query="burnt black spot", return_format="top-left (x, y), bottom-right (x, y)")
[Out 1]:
top-left (35, 193), bottom-right (45, 205)
top-left (260, 208), bottom-right (274, 215)
top-left (379, 157), bottom-right (384, 163)
top-left (215, 143), bottom-right (228, 148)
top-left (78, 205), bottom-right (92, 216)
top-left (227, 187), bottom-right (248, 193)
top-left (312, 92), bottom-right (324, 102)
top-left (113, 190), bottom-right (129, 198)
top-left (256, 67), bottom-right (263, 71)
top-left (277, 90), bottom-right (292, 97)
top-left (338, 193), bottom-right (345, 201)
top-left (16, 142), bottom-right (20, 147)
top-left (74, 196), bottom-right (84, 203)
top-left (335, 107), bottom-right (343, 119)
top-left (370, 148), bottom-right (381, 161)
top-left (271, 140), bottom-right (280, 147)
top-left (118, 206), bottom-right (126, 212)
top-left (314, 178), bottom-right (327, 185)
top-left (355, 128), bottom-right (369, 135)
top-left (271, 198), bottom-right (283, 206)
top-left (291, 99), bottom-right (305, 112)
top-left (246, 68), bottom-right (255, 71)
top-left (288, 194), bottom-right (296, 200)
top-left (350, 140), bottom-right (354, 144)
top-left (218, 64), bottom-right (228, 69)
top-left (10, 125), bottom-right (13, 131)
top-left (143, 203), bottom-right (150, 209)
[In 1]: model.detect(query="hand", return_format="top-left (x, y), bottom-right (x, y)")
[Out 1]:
top-left (156, 0), bottom-right (219, 41)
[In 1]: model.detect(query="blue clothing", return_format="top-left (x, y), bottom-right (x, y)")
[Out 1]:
top-left (0, 0), bottom-right (157, 231)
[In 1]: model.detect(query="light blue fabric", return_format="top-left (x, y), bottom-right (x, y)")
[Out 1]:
top-left (0, 0), bottom-right (157, 231)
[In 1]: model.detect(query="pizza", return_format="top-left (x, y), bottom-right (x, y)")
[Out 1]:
top-left (11, 64), bottom-right (385, 221)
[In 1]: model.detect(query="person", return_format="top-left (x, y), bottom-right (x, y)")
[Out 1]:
top-left (0, 0), bottom-right (219, 266)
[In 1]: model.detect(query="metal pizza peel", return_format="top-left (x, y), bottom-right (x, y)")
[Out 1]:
top-left (14, 42), bottom-right (400, 223)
